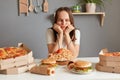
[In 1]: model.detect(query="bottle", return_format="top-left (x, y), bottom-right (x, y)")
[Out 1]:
top-left (43, 0), bottom-right (48, 12)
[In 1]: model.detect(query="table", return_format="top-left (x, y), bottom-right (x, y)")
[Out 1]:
top-left (0, 57), bottom-right (120, 80)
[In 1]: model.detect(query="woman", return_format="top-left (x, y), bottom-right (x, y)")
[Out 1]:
top-left (46, 7), bottom-right (80, 58)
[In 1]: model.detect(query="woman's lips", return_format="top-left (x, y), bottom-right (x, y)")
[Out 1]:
top-left (61, 26), bottom-right (66, 30)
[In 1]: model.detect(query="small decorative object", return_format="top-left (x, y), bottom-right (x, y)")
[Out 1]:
top-left (28, 0), bottom-right (34, 12)
top-left (42, 0), bottom-right (48, 13)
top-left (79, 0), bottom-right (111, 12)
top-left (19, 0), bottom-right (28, 16)
top-left (34, 0), bottom-right (41, 13)
top-left (72, 5), bottom-right (81, 13)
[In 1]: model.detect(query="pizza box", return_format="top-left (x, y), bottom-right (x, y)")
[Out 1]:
top-left (0, 56), bottom-right (34, 70)
top-left (0, 62), bottom-right (15, 70)
top-left (114, 67), bottom-right (120, 73)
top-left (27, 62), bottom-right (37, 70)
top-left (0, 63), bottom-right (36, 75)
top-left (15, 56), bottom-right (34, 67)
top-left (99, 61), bottom-right (120, 67)
top-left (0, 65), bottom-right (28, 74)
top-left (96, 63), bottom-right (120, 73)
top-left (99, 48), bottom-right (120, 61)
top-left (0, 43), bottom-right (34, 70)
top-left (0, 58), bottom-right (15, 70)
top-left (0, 58), bottom-right (14, 64)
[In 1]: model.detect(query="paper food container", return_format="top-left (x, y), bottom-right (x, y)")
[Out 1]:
top-left (96, 63), bottom-right (113, 73)
top-left (0, 43), bottom-right (36, 74)
top-left (99, 48), bottom-right (120, 61)
top-left (99, 61), bottom-right (120, 67)
top-left (0, 63), bottom-right (36, 75)
top-left (96, 63), bottom-right (120, 73)
top-left (0, 58), bottom-right (15, 70)
top-left (96, 48), bottom-right (120, 73)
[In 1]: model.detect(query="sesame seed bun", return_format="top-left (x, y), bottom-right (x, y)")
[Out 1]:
top-left (74, 60), bottom-right (92, 68)
top-left (41, 58), bottom-right (56, 64)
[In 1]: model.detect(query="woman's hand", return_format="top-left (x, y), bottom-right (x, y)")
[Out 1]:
top-left (53, 24), bottom-right (63, 34)
top-left (64, 24), bottom-right (74, 35)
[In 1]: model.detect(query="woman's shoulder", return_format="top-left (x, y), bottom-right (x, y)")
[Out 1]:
top-left (75, 28), bottom-right (80, 33)
top-left (47, 28), bottom-right (53, 32)
top-left (47, 28), bottom-right (54, 34)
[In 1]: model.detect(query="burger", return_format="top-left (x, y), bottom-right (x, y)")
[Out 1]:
top-left (67, 60), bottom-right (92, 73)
top-left (56, 60), bottom-right (70, 65)
top-left (41, 58), bottom-right (57, 67)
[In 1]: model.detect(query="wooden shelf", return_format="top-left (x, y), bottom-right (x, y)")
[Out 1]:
top-left (72, 12), bottom-right (105, 27)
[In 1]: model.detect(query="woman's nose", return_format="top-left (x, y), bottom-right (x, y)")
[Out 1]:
top-left (62, 20), bottom-right (66, 25)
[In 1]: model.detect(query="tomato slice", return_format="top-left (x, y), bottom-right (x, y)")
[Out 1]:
top-left (56, 49), bottom-right (63, 53)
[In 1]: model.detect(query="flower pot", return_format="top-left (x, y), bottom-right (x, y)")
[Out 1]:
top-left (86, 3), bottom-right (96, 13)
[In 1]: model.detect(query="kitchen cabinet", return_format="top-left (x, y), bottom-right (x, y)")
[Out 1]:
top-left (72, 12), bottom-right (105, 27)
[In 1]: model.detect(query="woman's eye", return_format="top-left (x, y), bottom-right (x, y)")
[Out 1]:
top-left (57, 19), bottom-right (62, 22)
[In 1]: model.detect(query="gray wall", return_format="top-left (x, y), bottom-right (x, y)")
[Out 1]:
top-left (0, 0), bottom-right (120, 59)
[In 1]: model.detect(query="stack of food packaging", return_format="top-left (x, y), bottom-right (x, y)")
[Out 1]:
top-left (0, 43), bottom-right (36, 74)
top-left (96, 48), bottom-right (120, 73)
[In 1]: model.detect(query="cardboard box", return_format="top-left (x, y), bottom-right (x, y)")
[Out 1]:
top-left (0, 58), bottom-right (15, 70)
top-left (27, 63), bottom-right (37, 70)
top-left (15, 60), bottom-right (28, 67)
top-left (114, 67), bottom-right (120, 73)
top-left (96, 63), bottom-right (120, 73)
top-left (99, 61), bottom-right (120, 67)
top-left (0, 65), bottom-right (28, 74)
top-left (0, 63), bottom-right (36, 75)
top-left (0, 58), bottom-right (15, 64)
top-left (96, 63), bottom-right (113, 73)
top-left (0, 62), bottom-right (15, 70)
top-left (99, 48), bottom-right (120, 61)
top-left (0, 43), bottom-right (34, 70)
top-left (99, 55), bottom-right (120, 61)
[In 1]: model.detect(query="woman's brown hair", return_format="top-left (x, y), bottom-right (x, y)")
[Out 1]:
top-left (52, 7), bottom-right (76, 41)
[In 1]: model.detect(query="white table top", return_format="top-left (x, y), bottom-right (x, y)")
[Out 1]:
top-left (0, 57), bottom-right (120, 80)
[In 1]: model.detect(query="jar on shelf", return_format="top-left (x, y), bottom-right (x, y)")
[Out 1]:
top-left (72, 5), bottom-right (81, 13)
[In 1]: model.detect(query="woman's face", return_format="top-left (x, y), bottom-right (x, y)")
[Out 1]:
top-left (56, 11), bottom-right (71, 31)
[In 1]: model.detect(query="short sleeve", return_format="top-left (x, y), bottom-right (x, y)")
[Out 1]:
top-left (74, 29), bottom-right (80, 45)
top-left (46, 28), bottom-right (55, 44)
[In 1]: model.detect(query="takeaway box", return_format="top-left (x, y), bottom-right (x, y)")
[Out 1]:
top-left (99, 48), bottom-right (120, 61)
top-left (96, 48), bottom-right (120, 73)
top-left (0, 43), bottom-right (36, 74)
top-left (96, 63), bottom-right (120, 73)
top-left (0, 63), bottom-right (36, 74)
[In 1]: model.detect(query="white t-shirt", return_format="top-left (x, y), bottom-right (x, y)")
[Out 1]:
top-left (46, 28), bottom-right (80, 47)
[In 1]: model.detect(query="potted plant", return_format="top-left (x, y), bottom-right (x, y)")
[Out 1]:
top-left (79, 0), bottom-right (110, 12)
